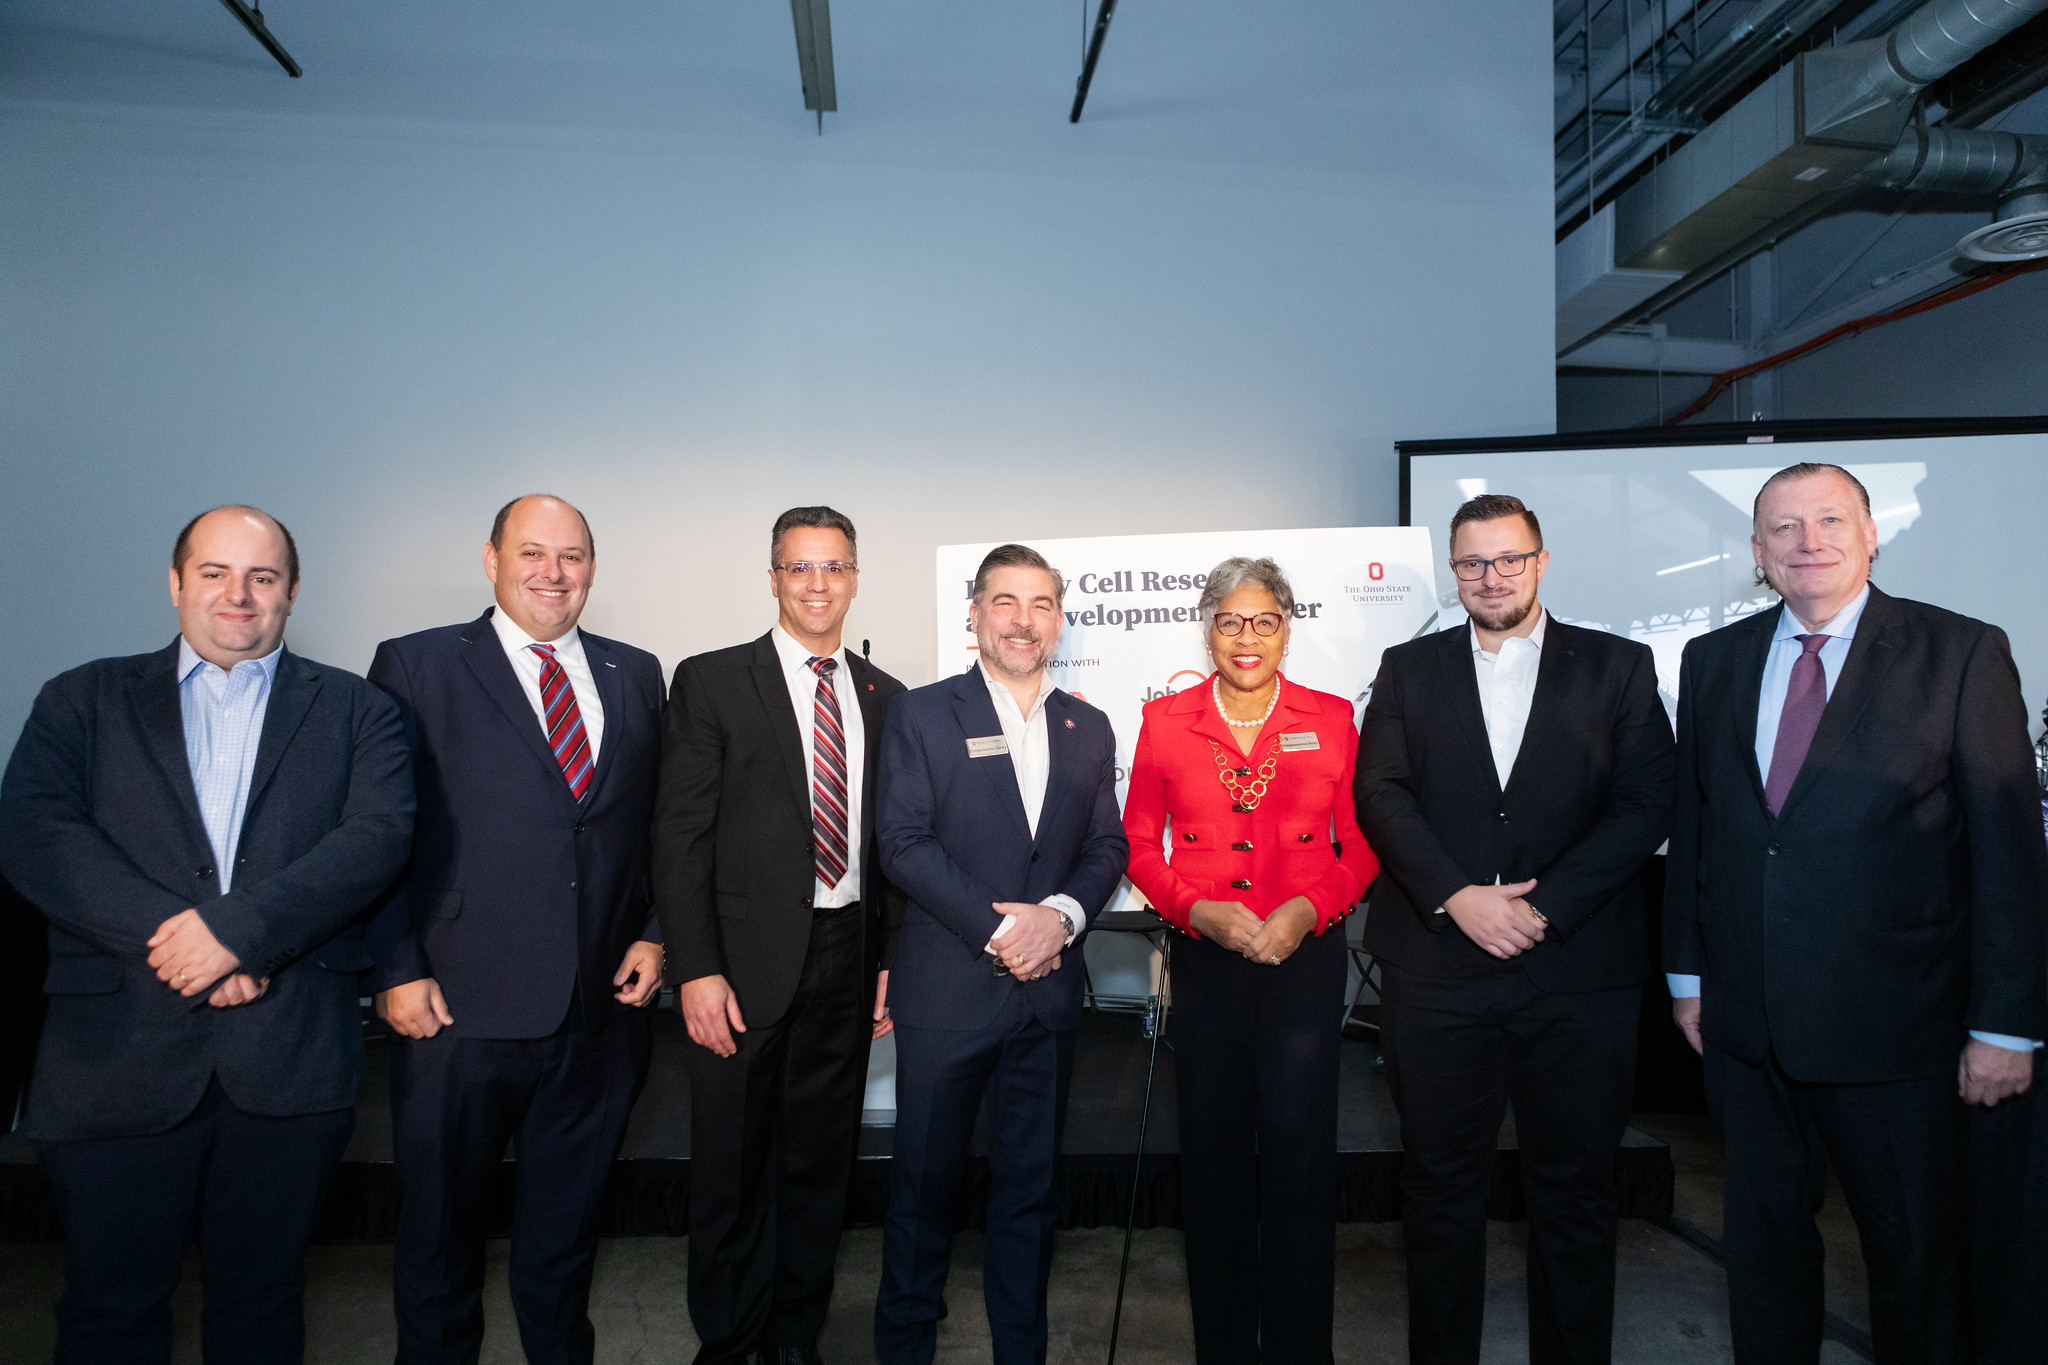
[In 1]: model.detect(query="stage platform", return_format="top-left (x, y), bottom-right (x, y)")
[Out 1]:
top-left (0, 1010), bottom-right (1673, 1242)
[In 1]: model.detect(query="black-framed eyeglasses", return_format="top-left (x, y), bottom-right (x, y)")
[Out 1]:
top-left (1212, 611), bottom-right (1285, 637)
top-left (1449, 551), bottom-right (1538, 582)
top-left (773, 561), bottom-right (858, 578)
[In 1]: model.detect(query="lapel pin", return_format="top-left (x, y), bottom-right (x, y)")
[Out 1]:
top-left (1064, 717), bottom-right (1076, 728)
top-left (868, 683), bottom-right (875, 691)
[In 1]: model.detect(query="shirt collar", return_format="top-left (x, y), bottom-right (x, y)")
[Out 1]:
top-left (978, 657), bottom-right (1057, 720)
top-left (489, 605), bottom-right (583, 660)
top-left (1470, 605), bottom-right (1547, 657)
top-left (772, 625), bottom-right (846, 673)
top-left (1772, 583), bottom-right (1869, 643)
top-left (178, 637), bottom-right (283, 684)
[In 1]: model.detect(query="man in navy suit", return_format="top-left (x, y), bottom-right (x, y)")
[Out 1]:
top-left (366, 494), bottom-right (666, 1365)
top-left (0, 505), bottom-right (415, 1363)
top-left (872, 543), bottom-right (1128, 1365)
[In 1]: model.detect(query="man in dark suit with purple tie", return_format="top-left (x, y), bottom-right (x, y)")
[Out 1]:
top-left (366, 494), bottom-right (667, 1365)
top-left (1665, 462), bottom-right (2048, 1362)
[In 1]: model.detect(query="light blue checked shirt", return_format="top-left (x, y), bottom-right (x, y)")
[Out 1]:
top-left (178, 638), bottom-right (282, 895)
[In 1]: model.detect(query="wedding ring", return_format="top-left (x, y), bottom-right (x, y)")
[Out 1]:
top-left (1269, 955), bottom-right (1280, 965)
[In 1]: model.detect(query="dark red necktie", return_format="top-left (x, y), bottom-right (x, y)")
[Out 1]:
top-left (808, 657), bottom-right (850, 888)
top-left (1763, 633), bottom-right (1829, 817)
top-left (530, 643), bottom-right (593, 801)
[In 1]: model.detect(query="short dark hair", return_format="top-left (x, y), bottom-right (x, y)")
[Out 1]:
top-left (972, 544), bottom-right (1066, 607)
top-left (1750, 461), bottom-right (1877, 587)
top-left (1750, 462), bottom-right (1872, 520)
top-left (172, 505), bottom-right (300, 587)
top-left (771, 506), bottom-right (858, 565)
top-left (490, 494), bottom-right (594, 555)
top-left (1449, 493), bottom-right (1542, 552)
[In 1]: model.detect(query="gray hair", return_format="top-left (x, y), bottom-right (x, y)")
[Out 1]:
top-left (1197, 556), bottom-right (1295, 627)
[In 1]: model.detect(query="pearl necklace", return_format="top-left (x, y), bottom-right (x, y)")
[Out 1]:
top-left (1214, 675), bottom-right (1281, 730)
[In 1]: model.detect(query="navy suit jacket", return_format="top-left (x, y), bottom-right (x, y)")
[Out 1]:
top-left (1665, 586), bottom-right (2048, 1083)
top-left (0, 641), bottom-right (414, 1142)
top-left (877, 667), bottom-right (1128, 1033)
top-left (365, 610), bottom-right (665, 1039)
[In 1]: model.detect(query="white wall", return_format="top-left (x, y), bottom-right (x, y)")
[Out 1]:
top-left (0, 0), bottom-right (1554, 738)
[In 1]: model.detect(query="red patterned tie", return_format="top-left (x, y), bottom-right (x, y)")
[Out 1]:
top-left (530, 643), bottom-right (593, 801)
top-left (1763, 633), bottom-right (1829, 817)
top-left (808, 656), bottom-right (850, 888)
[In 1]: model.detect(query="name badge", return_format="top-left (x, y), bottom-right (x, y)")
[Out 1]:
top-left (1279, 731), bottom-right (1321, 752)
top-left (966, 735), bottom-right (1010, 759)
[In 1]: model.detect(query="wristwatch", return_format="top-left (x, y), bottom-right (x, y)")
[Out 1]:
top-left (1055, 906), bottom-right (1080, 942)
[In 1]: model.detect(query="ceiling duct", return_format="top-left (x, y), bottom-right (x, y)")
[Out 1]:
top-left (1867, 125), bottom-right (2048, 259)
top-left (1556, 0), bottom-right (2048, 348)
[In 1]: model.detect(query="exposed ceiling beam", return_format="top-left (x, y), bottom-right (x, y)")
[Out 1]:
top-left (790, 0), bottom-right (837, 134)
top-left (215, 0), bottom-right (300, 78)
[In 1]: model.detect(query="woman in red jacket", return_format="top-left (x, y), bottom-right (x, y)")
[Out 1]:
top-left (1124, 555), bottom-right (1378, 1365)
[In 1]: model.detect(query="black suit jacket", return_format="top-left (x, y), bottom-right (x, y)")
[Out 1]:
top-left (651, 632), bottom-right (907, 1022)
top-left (1664, 585), bottom-right (2048, 1082)
top-left (365, 610), bottom-right (665, 1039)
top-left (1354, 617), bottom-right (1675, 993)
top-left (0, 641), bottom-right (414, 1141)
top-left (877, 667), bottom-right (1129, 1033)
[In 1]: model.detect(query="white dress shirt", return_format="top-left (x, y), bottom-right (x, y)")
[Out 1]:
top-left (491, 608), bottom-right (604, 763)
top-left (178, 639), bottom-right (282, 895)
top-left (1666, 585), bottom-right (2039, 1052)
top-left (770, 626), bottom-right (865, 907)
top-left (1473, 607), bottom-right (1548, 790)
top-left (977, 660), bottom-right (1086, 948)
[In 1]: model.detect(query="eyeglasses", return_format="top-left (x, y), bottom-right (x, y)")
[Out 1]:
top-left (1449, 551), bottom-right (1538, 582)
top-left (1212, 611), bottom-right (1285, 637)
top-left (773, 561), bottom-right (858, 578)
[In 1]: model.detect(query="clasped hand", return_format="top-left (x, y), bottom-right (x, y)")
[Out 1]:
top-left (147, 908), bottom-right (265, 1007)
top-left (1188, 895), bottom-right (1317, 965)
top-left (989, 902), bottom-right (1066, 981)
top-left (1444, 880), bottom-right (1543, 960)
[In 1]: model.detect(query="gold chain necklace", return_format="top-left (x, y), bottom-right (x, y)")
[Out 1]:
top-left (1209, 740), bottom-right (1278, 812)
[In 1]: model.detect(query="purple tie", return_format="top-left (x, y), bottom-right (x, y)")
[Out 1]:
top-left (1763, 633), bottom-right (1829, 817)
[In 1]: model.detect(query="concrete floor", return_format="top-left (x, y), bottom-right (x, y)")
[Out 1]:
top-left (0, 1116), bottom-right (1876, 1364)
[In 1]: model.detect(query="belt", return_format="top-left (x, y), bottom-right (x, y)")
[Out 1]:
top-left (813, 898), bottom-right (861, 921)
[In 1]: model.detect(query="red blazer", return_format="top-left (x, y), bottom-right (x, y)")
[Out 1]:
top-left (1123, 674), bottom-right (1377, 937)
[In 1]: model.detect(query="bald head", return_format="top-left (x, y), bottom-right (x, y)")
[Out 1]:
top-left (168, 505), bottom-right (300, 667)
top-left (483, 495), bottom-right (596, 641)
top-left (173, 504), bottom-right (298, 587)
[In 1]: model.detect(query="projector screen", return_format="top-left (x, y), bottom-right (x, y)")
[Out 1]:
top-left (1400, 420), bottom-right (2048, 733)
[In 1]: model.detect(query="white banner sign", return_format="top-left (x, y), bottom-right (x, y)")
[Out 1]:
top-left (934, 525), bottom-right (1441, 920)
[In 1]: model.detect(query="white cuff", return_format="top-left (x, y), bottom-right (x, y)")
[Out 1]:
top-left (1970, 1030), bottom-right (2045, 1052)
top-left (1666, 973), bottom-right (1701, 999)
top-left (1041, 893), bottom-right (1086, 946)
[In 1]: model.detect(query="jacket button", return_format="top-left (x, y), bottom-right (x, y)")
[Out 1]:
top-left (1231, 841), bottom-right (1253, 852)
top-left (801, 897), bottom-right (812, 908)
top-left (1030, 852), bottom-right (1040, 862)
top-left (1183, 833), bottom-right (1197, 842)
top-left (575, 824), bottom-right (586, 833)
top-left (1230, 879), bottom-right (1251, 890)
top-left (569, 881), bottom-right (578, 889)
top-left (1297, 833), bottom-right (1314, 843)
top-left (1497, 812), bottom-right (1510, 823)
top-left (1766, 843), bottom-right (1780, 856)
top-left (196, 867), bottom-right (213, 879)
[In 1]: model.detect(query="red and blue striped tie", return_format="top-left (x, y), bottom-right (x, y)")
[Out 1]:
top-left (808, 656), bottom-right (850, 888)
top-left (530, 643), bottom-right (593, 801)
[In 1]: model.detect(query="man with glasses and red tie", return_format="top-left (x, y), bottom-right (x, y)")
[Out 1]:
top-left (1664, 462), bottom-right (2046, 1362)
top-left (652, 506), bottom-right (906, 1365)
top-left (366, 494), bottom-right (667, 1365)
top-left (1356, 494), bottom-right (1674, 1365)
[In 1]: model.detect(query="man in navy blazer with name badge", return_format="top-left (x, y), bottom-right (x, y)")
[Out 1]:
top-left (873, 543), bottom-right (1128, 1365)
top-left (0, 505), bottom-right (414, 1363)
top-left (367, 494), bottom-right (667, 1365)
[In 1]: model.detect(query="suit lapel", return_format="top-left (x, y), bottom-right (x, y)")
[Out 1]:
top-left (1774, 587), bottom-right (1900, 824)
top-left (129, 641), bottom-right (209, 845)
top-left (245, 649), bottom-right (320, 813)
top-left (1731, 607), bottom-right (1776, 813)
top-left (1033, 691), bottom-right (1079, 847)
top-left (459, 611), bottom-right (576, 804)
top-left (850, 654), bottom-right (887, 842)
top-left (750, 633), bottom-right (812, 817)
top-left (574, 632), bottom-right (629, 806)
top-left (952, 668), bottom-right (1033, 845)
top-left (1434, 626), bottom-right (1501, 798)
top-left (1502, 624), bottom-right (1571, 796)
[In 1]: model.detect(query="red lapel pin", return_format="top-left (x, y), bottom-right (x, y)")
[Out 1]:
top-left (1064, 717), bottom-right (1076, 728)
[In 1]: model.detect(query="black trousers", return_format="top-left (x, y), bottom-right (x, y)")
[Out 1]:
top-left (37, 1075), bottom-right (354, 1365)
top-left (1705, 1044), bottom-right (1966, 1365)
top-left (686, 904), bottom-right (871, 1364)
top-left (1379, 964), bottom-right (1639, 1365)
top-left (1971, 1063), bottom-right (2046, 1365)
top-left (875, 989), bottom-right (1074, 1365)
top-left (1171, 923), bottom-right (1345, 1365)
top-left (389, 1001), bottom-right (652, 1365)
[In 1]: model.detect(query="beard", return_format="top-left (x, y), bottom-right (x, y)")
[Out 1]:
top-left (980, 629), bottom-right (1050, 679)
top-left (1466, 594), bottom-right (1535, 634)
